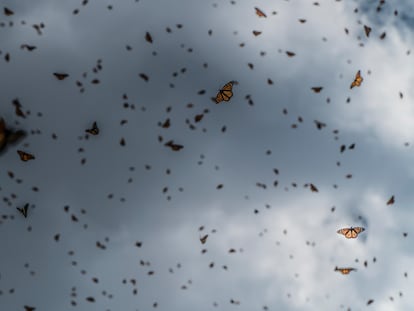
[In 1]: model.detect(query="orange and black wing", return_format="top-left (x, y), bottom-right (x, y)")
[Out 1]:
top-left (215, 82), bottom-right (234, 104)
top-left (17, 150), bottom-right (35, 161)
top-left (337, 226), bottom-right (365, 239)
top-left (350, 70), bottom-right (363, 89)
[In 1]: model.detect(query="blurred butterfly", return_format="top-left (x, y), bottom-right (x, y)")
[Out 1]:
top-left (85, 122), bottom-right (99, 135)
top-left (334, 266), bottom-right (356, 274)
top-left (311, 87), bottom-right (323, 93)
top-left (337, 226), bottom-right (365, 239)
top-left (164, 140), bottom-right (183, 151)
top-left (17, 203), bottom-right (29, 218)
top-left (252, 30), bottom-right (262, 36)
top-left (24, 306), bottom-right (36, 311)
top-left (386, 195), bottom-right (395, 205)
top-left (350, 70), bottom-right (363, 89)
top-left (255, 7), bottom-right (267, 18)
top-left (4, 7), bottom-right (14, 16)
top-left (364, 25), bottom-right (371, 37)
top-left (0, 118), bottom-right (26, 153)
top-left (200, 234), bottom-right (208, 244)
top-left (17, 150), bottom-right (35, 161)
top-left (53, 72), bottom-right (69, 80)
top-left (215, 81), bottom-right (234, 104)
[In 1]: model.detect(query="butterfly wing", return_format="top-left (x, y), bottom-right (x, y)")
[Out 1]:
top-left (17, 150), bottom-right (35, 161)
top-left (215, 91), bottom-right (224, 104)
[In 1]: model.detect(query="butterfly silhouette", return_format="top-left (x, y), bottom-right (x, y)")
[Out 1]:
top-left (215, 81), bottom-right (234, 104)
top-left (17, 203), bottom-right (29, 218)
top-left (386, 195), bottom-right (395, 205)
top-left (200, 234), bottom-right (208, 244)
top-left (255, 7), bottom-right (267, 18)
top-left (364, 25), bottom-right (371, 37)
top-left (17, 150), bottom-right (35, 161)
top-left (53, 72), bottom-right (69, 80)
top-left (0, 118), bottom-right (26, 154)
top-left (350, 70), bottom-right (363, 89)
top-left (85, 122), bottom-right (99, 135)
top-left (337, 227), bottom-right (365, 239)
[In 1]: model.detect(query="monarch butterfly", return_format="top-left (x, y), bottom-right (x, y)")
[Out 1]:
top-left (350, 70), bottom-right (363, 89)
top-left (17, 203), bottom-right (29, 218)
top-left (164, 140), bottom-right (183, 151)
top-left (255, 7), bottom-right (267, 18)
top-left (200, 234), bottom-right (208, 244)
top-left (17, 150), bottom-right (35, 161)
top-left (215, 81), bottom-right (234, 104)
top-left (0, 118), bottom-right (26, 153)
top-left (85, 122), bottom-right (99, 135)
top-left (386, 195), bottom-right (395, 205)
top-left (337, 226), bottom-right (365, 239)
top-left (53, 72), bottom-right (69, 80)
top-left (364, 25), bottom-right (371, 37)
top-left (311, 87), bottom-right (323, 93)
top-left (334, 266), bottom-right (357, 274)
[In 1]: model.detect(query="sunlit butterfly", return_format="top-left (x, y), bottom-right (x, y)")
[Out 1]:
top-left (17, 203), bottom-right (29, 218)
top-left (215, 81), bottom-right (234, 104)
top-left (337, 226), bottom-right (365, 239)
top-left (85, 122), bottom-right (99, 135)
top-left (350, 70), bottom-right (363, 89)
top-left (17, 150), bottom-right (35, 161)
top-left (335, 266), bottom-right (356, 274)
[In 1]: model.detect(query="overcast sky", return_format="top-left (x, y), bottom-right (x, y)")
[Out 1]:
top-left (1, 0), bottom-right (414, 310)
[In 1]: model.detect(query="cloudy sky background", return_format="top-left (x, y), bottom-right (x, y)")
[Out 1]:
top-left (1, 0), bottom-right (414, 310)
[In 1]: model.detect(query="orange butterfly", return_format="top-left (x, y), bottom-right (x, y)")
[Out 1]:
top-left (335, 266), bottom-right (357, 274)
top-left (350, 70), bottom-right (363, 89)
top-left (215, 81), bottom-right (234, 104)
top-left (17, 150), bottom-right (35, 161)
top-left (337, 226), bottom-right (365, 239)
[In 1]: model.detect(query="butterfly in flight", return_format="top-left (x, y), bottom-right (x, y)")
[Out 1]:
top-left (364, 25), bottom-right (372, 37)
top-left (215, 81), bottom-right (235, 104)
top-left (386, 195), bottom-right (395, 205)
top-left (334, 266), bottom-right (357, 274)
top-left (85, 122), bottom-right (99, 135)
top-left (53, 72), bottom-right (69, 80)
top-left (254, 7), bottom-right (267, 18)
top-left (17, 203), bottom-right (29, 218)
top-left (17, 150), bottom-right (35, 161)
top-left (0, 118), bottom-right (26, 153)
top-left (200, 234), bottom-right (208, 244)
top-left (337, 226), bottom-right (365, 239)
top-left (350, 70), bottom-right (363, 89)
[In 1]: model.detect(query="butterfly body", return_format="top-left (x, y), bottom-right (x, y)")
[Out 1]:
top-left (337, 226), bottom-right (365, 239)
